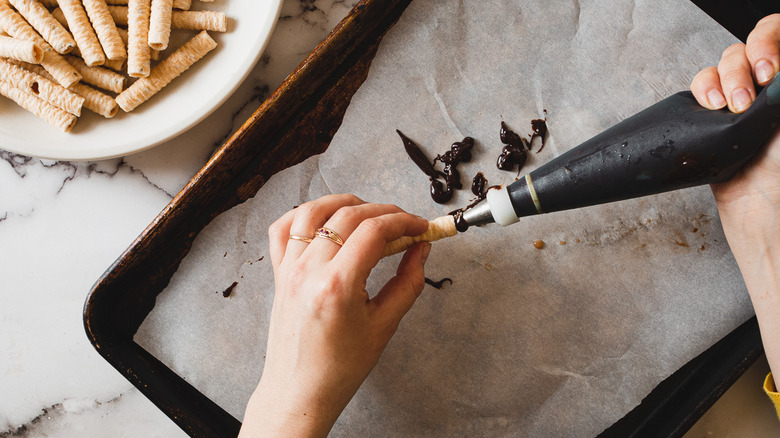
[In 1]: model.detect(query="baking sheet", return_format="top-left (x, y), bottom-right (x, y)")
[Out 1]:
top-left (135, 0), bottom-right (753, 436)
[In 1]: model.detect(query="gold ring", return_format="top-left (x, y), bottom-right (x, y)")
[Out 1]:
top-left (289, 235), bottom-right (313, 243)
top-left (315, 227), bottom-right (344, 246)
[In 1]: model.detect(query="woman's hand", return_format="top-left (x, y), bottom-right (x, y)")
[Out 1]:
top-left (690, 14), bottom-right (780, 378)
top-left (690, 14), bottom-right (779, 113)
top-left (240, 194), bottom-right (431, 437)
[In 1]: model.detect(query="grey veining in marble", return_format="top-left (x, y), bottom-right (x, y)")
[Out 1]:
top-left (0, 0), bottom-right (357, 435)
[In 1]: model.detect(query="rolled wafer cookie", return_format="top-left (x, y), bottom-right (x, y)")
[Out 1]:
top-left (109, 7), bottom-right (226, 32)
top-left (116, 30), bottom-right (216, 111)
top-left (54, 1), bottom-right (105, 66)
top-left (8, 0), bottom-right (75, 54)
top-left (0, 0), bottom-right (81, 87)
top-left (0, 58), bottom-right (84, 115)
top-left (116, 25), bottom-right (156, 62)
top-left (148, 0), bottom-right (172, 50)
top-left (38, 49), bottom-right (80, 87)
top-left (52, 7), bottom-right (127, 70)
top-left (127, 0), bottom-right (150, 77)
top-left (0, 79), bottom-right (77, 132)
top-left (16, 60), bottom-right (117, 117)
top-left (65, 54), bottom-right (126, 93)
top-left (67, 80), bottom-right (117, 117)
top-left (382, 215), bottom-right (457, 258)
top-left (171, 10), bottom-right (226, 32)
top-left (82, 0), bottom-right (126, 60)
top-left (60, 36), bottom-right (125, 71)
top-left (0, 34), bottom-right (43, 63)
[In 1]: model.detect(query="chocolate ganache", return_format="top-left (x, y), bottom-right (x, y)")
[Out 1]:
top-left (496, 121), bottom-right (528, 172)
top-left (397, 130), bottom-right (475, 204)
top-left (530, 116), bottom-right (548, 153)
top-left (399, 113), bottom-right (549, 233)
top-left (425, 277), bottom-right (453, 289)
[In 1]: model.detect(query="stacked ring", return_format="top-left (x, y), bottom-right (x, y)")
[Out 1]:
top-left (315, 227), bottom-right (344, 246)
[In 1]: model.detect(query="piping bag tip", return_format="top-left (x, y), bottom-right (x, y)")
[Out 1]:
top-left (457, 199), bottom-right (496, 229)
top-left (382, 185), bottom-right (518, 258)
top-left (456, 185), bottom-right (520, 229)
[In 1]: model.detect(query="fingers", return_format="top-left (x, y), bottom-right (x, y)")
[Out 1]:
top-left (306, 203), bottom-right (409, 261)
top-left (270, 195), bottom-right (428, 275)
top-left (283, 194), bottom-right (364, 261)
top-left (334, 212), bottom-right (429, 281)
top-left (690, 66), bottom-right (727, 110)
top-left (370, 242), bottom-right (431, 332)
top-left (690, 45), bottom-right (755, 113)
top-left (691, 14), bottom-right (780, 114)
top-left (746, 14), bottom-right (780, 86)
top-left (718, 43), bottom-right (756, 113)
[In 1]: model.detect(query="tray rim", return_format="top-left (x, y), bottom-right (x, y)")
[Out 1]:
top-left (83, 1), bottom-right (770, 436)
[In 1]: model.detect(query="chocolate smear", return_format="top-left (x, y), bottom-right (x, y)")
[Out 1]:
top-left (425, 277), bottom-right (453, 289)
top-left (222, 281), bottom-right (238, 298)
top-left (397, 129), bottom-right (439, 179)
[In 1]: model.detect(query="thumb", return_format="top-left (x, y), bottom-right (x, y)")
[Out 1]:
top-left (371, 242), bottom-right (431, 330)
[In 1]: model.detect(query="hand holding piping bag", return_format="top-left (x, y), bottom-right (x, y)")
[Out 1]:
top-left (690, 13), bottom-right (780, 410)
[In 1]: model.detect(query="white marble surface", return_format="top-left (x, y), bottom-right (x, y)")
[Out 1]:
top-left (0, 1), bottom-right (357, 436)
top-left (0, 1), bottom-right (776, 437)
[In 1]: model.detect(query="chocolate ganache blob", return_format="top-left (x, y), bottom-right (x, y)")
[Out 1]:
top-left (434, 136), bottom-right (475, 192)
top-left (530, 117), bottom-right (548, 153)
top-left (425, 277), bottom-right (453, 289)
top-left (453, 210), bottom-right (470, 232)
top-left (497, 121), bottom-right (528, 172)
top-left (397, 130), bottom-right (475, 204)
top-left (471, 172), bottom-right (487, 197)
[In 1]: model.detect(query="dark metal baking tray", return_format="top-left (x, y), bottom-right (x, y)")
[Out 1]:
top-left (84, 1), bottom-right (778, 436)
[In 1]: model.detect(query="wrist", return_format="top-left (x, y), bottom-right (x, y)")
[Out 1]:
top-left (725, 232), bottom-right (780, 384)
top-left (239, 380), bottom-right (336, 438)
top-left (725, 234), bottom-right (780, 298)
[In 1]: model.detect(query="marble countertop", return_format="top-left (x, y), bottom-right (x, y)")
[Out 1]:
top-left (1, 1), bottom-right (358, 436)
top-left (0, 1), bottom-right (776, 436)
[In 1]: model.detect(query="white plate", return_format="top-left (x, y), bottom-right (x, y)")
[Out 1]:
top-left (0, 0), bottom-right (283, 161)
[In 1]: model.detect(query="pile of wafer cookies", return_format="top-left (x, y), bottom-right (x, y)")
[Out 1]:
top-left (0, 0), bottom-right (227, 132)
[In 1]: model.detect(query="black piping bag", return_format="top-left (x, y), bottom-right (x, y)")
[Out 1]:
top-left (461, 73), bottom-right (780, 228)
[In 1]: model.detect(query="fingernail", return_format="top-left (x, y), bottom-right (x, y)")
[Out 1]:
top-left (706, 89), bottom-right (726, 109)
top-left (731, 88), bottom-right (752, 113)
top-left (420, 243), bottom-right (432, 266)
top-left (755, 59), bottom-right (776, 85)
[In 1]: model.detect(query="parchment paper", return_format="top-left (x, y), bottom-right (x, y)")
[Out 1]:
top-left (135, 0), bottom-right (752, 436)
